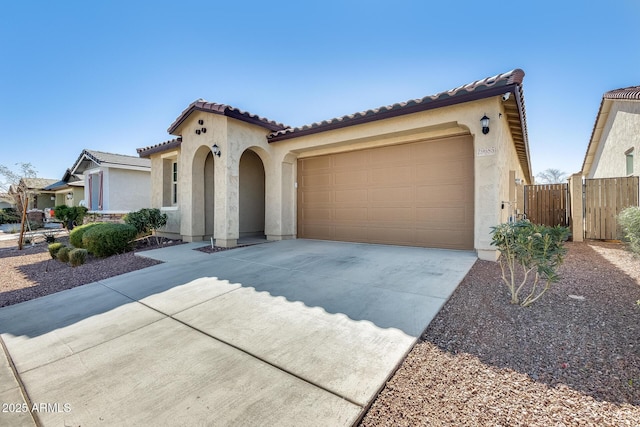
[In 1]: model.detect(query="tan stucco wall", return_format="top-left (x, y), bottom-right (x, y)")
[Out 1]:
top-left (153, 95), bottom-right (529, 259)
top-left (589, 100), bottom-right (640, 178)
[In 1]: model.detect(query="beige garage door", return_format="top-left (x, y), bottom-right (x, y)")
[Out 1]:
top-left (297, 134), bottom-right (474, 250)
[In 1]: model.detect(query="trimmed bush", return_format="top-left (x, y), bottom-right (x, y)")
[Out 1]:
top-left (48, 242), bottom-right (64, 259)
top-left (57, 246), bottom-right (71, 263)
top-left (618, 206), bottom-right (640, 254)
top-left (69, 248), bottom-right (88, 267)
top-left (82, 223), bottom-right (137, 257)
top-left (54, 205), bottom-right (88, 230)
top-left (69, 222), bottom-right (104, 248)
top-left (124, 208), bottom-right (168, 244)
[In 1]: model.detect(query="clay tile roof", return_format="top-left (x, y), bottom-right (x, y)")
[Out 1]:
top-left (604, 85), bottom-right (640, 100)
top-left (268, 69), bottom-right (526, 141)
top-left (21, 178), bottom-right (59, 190)
top-left (167, 99), bottom-right (288, 135)
top-left (137, 137), bottom-right (183, 158)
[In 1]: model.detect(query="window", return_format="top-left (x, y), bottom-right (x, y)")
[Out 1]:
top-left (626, 148), bottom-right (634, 176)
top-left (172, 161), bottom-right (178, 205)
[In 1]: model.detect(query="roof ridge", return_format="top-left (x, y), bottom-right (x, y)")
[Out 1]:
top-left (268, 68), bottom-right (525, 139)
top-left (604, 85), bottom-right (640, 100)
top-left (167, 99), bottom-right (288, 134)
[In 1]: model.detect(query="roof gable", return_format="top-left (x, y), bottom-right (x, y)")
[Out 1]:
top-left (581, 85), bottom-right (640, 175)
top-left (71, 149), bottom-right (151, 174)
top-left (167, 100), bottom-right (288, 135)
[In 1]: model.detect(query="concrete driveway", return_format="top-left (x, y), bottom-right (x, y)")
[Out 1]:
top-left (0, 239), bottom-right (476, 426)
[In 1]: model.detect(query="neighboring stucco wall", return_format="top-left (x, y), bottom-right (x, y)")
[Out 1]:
top-left (589, 100), bottom-right (640, 178)
top-left (107, 168), bottom-right (151, 211)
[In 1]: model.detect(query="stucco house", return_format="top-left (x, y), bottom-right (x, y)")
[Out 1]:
top-left (0, 193), bottom-right (15, 209)
top-left (581, 86), bottom-right (640, 178)
top-left (138, 69), bottom-right (532, 261)
top-left (9, 178), bottom-right (58, 210)
top-left (42, 169), bottom-right (85, 207)
top-left (70, 149), bottom-right (151, 213)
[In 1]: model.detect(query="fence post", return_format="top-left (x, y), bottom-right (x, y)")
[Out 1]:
top-left (569, 173), bottom-right (584, 242)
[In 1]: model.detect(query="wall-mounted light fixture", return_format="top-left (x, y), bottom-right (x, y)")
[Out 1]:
top-left (66, 192), bottom-right (73, 200)
top-left (212, 143), bottom-right (221, 157)
top-left (480, 114), bottom-right (490, 135)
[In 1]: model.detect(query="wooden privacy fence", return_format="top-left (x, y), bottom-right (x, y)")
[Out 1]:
top-left (524, 184), bottom-right (569, 227)
top-left (584, 176), bottom-right (639, 240)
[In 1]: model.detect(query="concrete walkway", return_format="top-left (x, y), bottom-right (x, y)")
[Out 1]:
top-left (0, 239), bottom-right (476, 426)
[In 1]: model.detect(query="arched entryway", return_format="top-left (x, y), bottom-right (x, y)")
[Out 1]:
top-left (204, 151), bottom-right (215, 238)
top-left (188, 145), bottom-right (215, 241)
top-left (239, 149), bottom-right (265, 239)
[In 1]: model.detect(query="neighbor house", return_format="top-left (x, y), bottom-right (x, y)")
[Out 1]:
top-left (70, 149), bottom-right (151, 214)
top-left (42, 169), bottom-right (85, 207)
top-left (138, 69), bottom-right (532, 261)
top-left (8, 178), bottom-right (58, 210)
top-left (581, 85), bottom-right (640, 178)
top-left (0, 193), bottom-right (15, 209)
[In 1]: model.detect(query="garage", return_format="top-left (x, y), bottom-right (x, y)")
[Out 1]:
top-left (297, 134), bottom-right (474, 250)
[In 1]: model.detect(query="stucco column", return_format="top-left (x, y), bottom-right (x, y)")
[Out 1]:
top-left (214, 145), bottom-right (239, 248)
top-left (265, 154), bottom-right (296, 241)
top-left (569, 173), bottom-right (584, 242)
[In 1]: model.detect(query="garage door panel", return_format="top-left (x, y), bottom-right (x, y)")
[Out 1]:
top-left (334, 170), bottom-right (368, 186)
top-left (369, 207), bottom-right (414, 222)
top-left (335, 189), bottom-right (368, 202)
top-left (302, 173), bottom-right (333, 187)
top-left (370, 166), bottom-right (412, 185)
top-left (333, 151), bottom-right (368, 168)
top-left (334, 208), bottom-right (368, 221)
top-left (370, 187), bottom-right (412, 202)
top-left (302, 190), bottom-right (332, 205)
top-left (301, 208), bottom-right (333, 221)
top-left (298, 135), bottom-right (474, 250)
top-left (300, 157), bottom-right (332, 170)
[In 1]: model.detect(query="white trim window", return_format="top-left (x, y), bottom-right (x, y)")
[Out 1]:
top-left (172, 161), bottom-right (178, 205)
top-left (626, 148), bottom-right (634, 176)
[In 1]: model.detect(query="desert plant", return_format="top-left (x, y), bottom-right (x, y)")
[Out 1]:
top-left (82, 223), bottom-right (137, 257)
top-left (124, 208), bottom-right (168, 244)
top-left (57, 246), bottom-right (71, 263)
top-left (69, 248), bottom-right (88, 267)
top-left (69, 222), bottom-right (104, 248)
top-left (618, 206), bottom-right (640, 254)
top-left (48, 242), bottom-right (64, 259)
top-left (54, 205), bottom-right (88, 230)
top-left (43, 230), bottom-right (56, 243)
top-left (491, 220), bottom-right (570, 307)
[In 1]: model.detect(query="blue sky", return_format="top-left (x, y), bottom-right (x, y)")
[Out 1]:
top-left (1, 1), bottom-right (638, 181)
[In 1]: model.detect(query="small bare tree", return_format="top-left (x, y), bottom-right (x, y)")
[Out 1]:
top-left (0, 163), bottom-right (39, 249)
top-left (535, 168), bottom-right (567, 184)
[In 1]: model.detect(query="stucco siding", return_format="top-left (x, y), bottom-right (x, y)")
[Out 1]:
top-left (107, 168), bottom-right (151, 211)
top-left (590, 100), bottom-right (640, 178)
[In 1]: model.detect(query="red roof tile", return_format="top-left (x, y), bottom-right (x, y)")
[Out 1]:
top-left (137, 137), bottom-right (182, 158)
top-left (167, 99), bottom-right (288, 135)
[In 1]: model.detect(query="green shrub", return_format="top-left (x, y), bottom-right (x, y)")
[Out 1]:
top-left (82, 223), bottom-right (137, 257)
top-left (57, 246), bottom-right (71, 263)
top-left (69, 248), bottom-right (88, 267)
top-left (491, 220), bottom-right (570, 307)
top-left (54, 205), bottom-right (88, 229)
top-left (618, 206), bottom-right (640, 254)
top-left (0, 208), bottom-right (20, 224)
top-left (48, 242), bottom-right (64, 259)
top-left (124, 208), bottom-right (168, 244)
top-left (69, 222), bottom-right (104, 248)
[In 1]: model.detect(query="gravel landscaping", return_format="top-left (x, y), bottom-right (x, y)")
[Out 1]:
top-left (1, 236), bottom-right (639, 425)
top-left (361, 241), bottom-right (640, 426)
